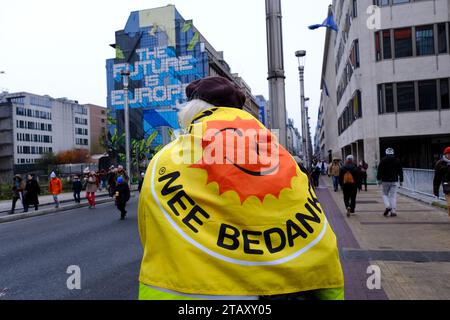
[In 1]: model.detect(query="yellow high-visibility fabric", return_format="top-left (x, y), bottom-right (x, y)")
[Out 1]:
top-left (138, 107), bottom-right (344, 296)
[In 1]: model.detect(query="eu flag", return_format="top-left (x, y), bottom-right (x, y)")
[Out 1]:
top-left (308, 12), bottom-right (339, 32)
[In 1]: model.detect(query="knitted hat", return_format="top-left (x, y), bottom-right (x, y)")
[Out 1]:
top-left (50, 172), bottom-right (56, 178)
top-left (186, 76), bottom-right (246, 109)
top-left (117, 176), bottom-right (124, 184)
top-left (386, 148), bottom-right (395, 156)
top-left (444, 147), bottom-right (450, 155)
top-left (346, 155), bottom-right (354, 162)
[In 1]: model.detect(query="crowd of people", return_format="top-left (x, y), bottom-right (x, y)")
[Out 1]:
top-left (305, 146), bottom-right (450, 218)
top-left (8, 165), bottom-right (143, 220)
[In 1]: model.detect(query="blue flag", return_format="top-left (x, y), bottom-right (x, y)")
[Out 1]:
top-left (322, 79), bottom-right (330, 97)
top-left (308, 12), bottom-right (338, 32)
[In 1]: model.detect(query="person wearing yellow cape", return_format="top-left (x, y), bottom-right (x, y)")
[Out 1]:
top-left (138, 76), bottom-right (344, 300)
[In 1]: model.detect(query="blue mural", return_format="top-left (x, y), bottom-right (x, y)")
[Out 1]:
top-left (106, 6), bottom-right (209, 146)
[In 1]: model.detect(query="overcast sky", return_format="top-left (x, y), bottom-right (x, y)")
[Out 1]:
top-left (0, 0), bottom-right (330, 134)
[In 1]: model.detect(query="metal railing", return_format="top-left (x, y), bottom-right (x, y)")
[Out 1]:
top-left (401, 168), bottom-right (445, 201)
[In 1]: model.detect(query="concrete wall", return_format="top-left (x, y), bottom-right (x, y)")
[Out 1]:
top-left (322, 0), bottom-right (450, 180)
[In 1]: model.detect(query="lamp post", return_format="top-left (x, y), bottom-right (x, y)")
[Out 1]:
top-left (295, 50), bottom-right (309, 168)
top-left (121, 70), bottom-right (131, 183)
top-left (266, 0), bottom-right (288, 148)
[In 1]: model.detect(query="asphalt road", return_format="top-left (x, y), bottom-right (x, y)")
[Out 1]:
top-left (0, 198), bottom-right (142, 300)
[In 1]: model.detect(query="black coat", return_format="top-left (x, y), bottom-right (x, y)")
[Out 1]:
top-left (377, 156), bottom-right (404, 183)
top-left (114, 183), bottom-right (130, 205)
top-left (24, 179), bottom-right (40, 205)
top-left (72, 180), bottom-right (82, 193)
top-left (433, 158), bottom-right (450, 196)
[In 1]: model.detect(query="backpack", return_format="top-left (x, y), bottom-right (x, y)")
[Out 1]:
top-left (343, 171), bottom-right (355, 185)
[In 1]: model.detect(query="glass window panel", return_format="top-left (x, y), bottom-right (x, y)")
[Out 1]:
top-left (416, 25), bottom-right (435, 56)
top-left (394, 28), bottom-right (413, 58)
top-left (397, 82), bottom-right (415, 112)
top-left (385, 84), bottom-right (395, 113)
top-left (383, 30), bottom-right (392, 59)
top-left (441, 79), bottom-right (449, 110)
top-left (438, 23), bottom-right (448, 54)
top-left (418, 80), bottom-right (437, 111)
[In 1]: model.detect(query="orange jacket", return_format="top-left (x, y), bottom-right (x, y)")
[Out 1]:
top-left (48, 178), bottom-right (62, 195)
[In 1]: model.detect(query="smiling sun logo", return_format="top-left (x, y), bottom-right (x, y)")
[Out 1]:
top-left (190, 117), bottom-right (298, 203)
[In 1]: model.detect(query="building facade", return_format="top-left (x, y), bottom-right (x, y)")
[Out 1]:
top-left (255, 94), bottom-right (273, 129)
top-left (106, 5), bottom-right (260, 149)
top-left (319, 0), bottom-right (450, 181)
top-left (86, 104), bottom-right (107, 154)
top-left (287, 118), bottom-right (302, 157)
top-left (0, 92), bottom-right (91, 179)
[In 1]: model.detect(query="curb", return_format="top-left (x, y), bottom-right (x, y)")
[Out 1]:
top-left (0, 193), bottom-right (112, 215)
top-left (398, 189), bottom-right (447, 211)
top-left (0, 193), bottom-right (137, 224)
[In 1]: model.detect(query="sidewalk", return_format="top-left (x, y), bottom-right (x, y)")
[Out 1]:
top-left (317, 176), bottom-right (450, 300)
top-left (0, 190), bottom-right (110, 216)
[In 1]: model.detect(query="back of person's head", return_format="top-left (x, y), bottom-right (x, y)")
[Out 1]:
top-left (346, 155), bottom-right (354, 163)
top-left (444, 147), bottom-right (450, 157)
top-left (385, 148), bottom-right (395, 157)
top-left (50, 172), bottom-right (56, 179)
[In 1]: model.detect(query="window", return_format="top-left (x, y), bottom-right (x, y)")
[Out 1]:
top-left (416, 25), bottom-right (435, 56)
top-left (394, 28), bottom-right (413, 58)
top-left (397, 82), bottom-right (415, 112)
top-left (418, 80), bottom-right (437, 110)
top-left (392, 0), bottom-right (410, 4)
top-left (441, 79), bottom-right (449, 110)
top-left (375, 32), bottom-right (382, 61)
top-left (383, 30), bottom-right (392, 59)
top-left (352, 0), bottom-right (358, 18)
top-left (374, 0), bottom-right (390, 7)
top-left (438, 23), bottom-right (448, 54)
top-left (385, 84), bottom-right (395, 113)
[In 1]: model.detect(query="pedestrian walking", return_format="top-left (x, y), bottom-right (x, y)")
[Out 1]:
top-left (23, 174), bottom-right (40, 212)
top-left (107, 166), bottom-right (117, 197)
top-left (116, 165), bottom-right (129, 183)
top-left (328, 159), bottom-right (341, 192)
top-left (10, 175), bottom-right (25, 215)
top-left (138, 172), bottom-right (145, 193)
top-left (85, 171), bottom-right (98, 209)
top-left (433, 146), bottom-right (450, 217)
top-left (48, 172), bottom-right (62, 208)
top-left (72, 175), bottom-right (82, 204)
top-left (377, 148), bottom-right (404, 218)
top-left (339, 155), bottom-right (360, 217)
top-left (358, 160), bottom-right (369, 192)
top-left (99, 169), bottom-right (108, 191)
top-left (311, 166), bottom-right (321, 188)
top-left (138, 76), bottom-right (344, 300)
top-left (114, 176), bottom-right (130, 220)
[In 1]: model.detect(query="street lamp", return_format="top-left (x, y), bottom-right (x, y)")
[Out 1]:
top-left (121, 70), bottom-right (131, 184)
top-left (295, 50), bottom-right (310, 169)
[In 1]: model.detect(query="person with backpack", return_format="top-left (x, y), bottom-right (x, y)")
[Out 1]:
top-left (114, 176), bottom-right (130, 220)
top-left (433, 147), bottom-right (450, 217)
top-left (339, 155), bottom-right (360, 217)
top-left (377, 148), bottom-right (403, 217)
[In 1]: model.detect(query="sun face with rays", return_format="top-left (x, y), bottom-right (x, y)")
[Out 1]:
top-left (191, 117), bottom-right (298, 203)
